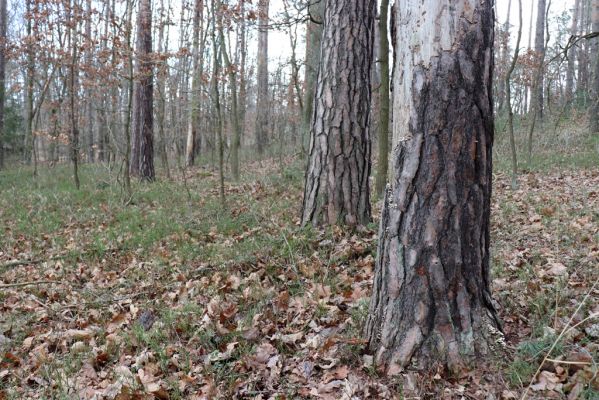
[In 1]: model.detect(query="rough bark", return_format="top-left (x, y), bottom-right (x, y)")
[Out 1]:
top-left (365, 0), bottom-right (501, 374)
top-left (133, 0), bottom-right (154, 181)
top-left (302, 0), bottom-right (324, 156)
top-left (301, 0), bottom-right (375, 227)
top-left (590, 0), bottom-right (599, 133)
top-left (374, 0), bottom-right (390, 197)
top-left (566, 0), bottom-right (581, 105)
top-left (534, 0), bottom-right (546, 119)
top-left (254, 0), bottom-right (269, 155)
top-left (0, 0), bottom-right (6, 169)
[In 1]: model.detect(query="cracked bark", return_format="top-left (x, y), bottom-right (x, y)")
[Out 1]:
top-left (365, 0), bottom-right (500, 374)
top-left (301, 0), bottom-right (375, 227)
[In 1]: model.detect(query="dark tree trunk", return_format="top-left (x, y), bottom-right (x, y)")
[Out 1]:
top-left (301, 0), bottom-right (375, 227)
top-left (365, 0), bottom-right (501, 374)
top-left (254, 0), bottom-right (269, 155)
top-left (132, 0), bottom-right (154, 181)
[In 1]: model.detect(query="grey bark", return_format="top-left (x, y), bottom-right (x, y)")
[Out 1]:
top-left (301, 0), bottom-right (375, 227)
top-left (534, 0), bottom-right (546, 119)
top-left (566, 0), bottom-right (581, 104)
top-left (255, 0), bottom-right (269, 154)
top-left (0, 0), bottom-right (6, 169)
top-left (365, 0), bottom-right (500, 373)
top-left (302, 0), bottom-right (324, 156)
top-left (590, 0), bottom-right (599, 133)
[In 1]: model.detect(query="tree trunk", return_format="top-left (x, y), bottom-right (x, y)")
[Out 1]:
top-left (254, 0), bottom-right (269, 155)
top-left (365, 0), bottom-right (501, 374)
top-left (497, 0), bottom-right (512, 114)
top-left (212, 0), bottom-right (225, 206)
top-left (132, 0), bottom-right (154, 181)
top-left (507, 0), bottom-right (523, 189)
top-left (219, 16), bottom-right (241, 180)
top-left (26, 0), bottom-right (37, 176)
top-left (68, 0), bottom-right (80, 189)
top-left (578, 0), bottom-right (589, 105)
top-left (534, 0), bottom-right (546, 119)
top-left (302, 0), bottom-right (324, 157)
top-left (0, 0), bottom-right (6, 169)
top-left (84, 0), bottom-right (94, 162)
top-left (566, 0), bottom-right (581, 105)
top-left (374, 0), bottom-right (390, 197)
top-left (185, 0), bottom-right (203, 167)
top-left (590, 0), bottom-right (599, 133)
top-left (237, 0), bottom-right (247, 148)
top-left (301, 0), bottom-right (375, 227)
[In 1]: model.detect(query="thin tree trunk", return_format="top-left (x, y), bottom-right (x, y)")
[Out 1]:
top-left (590, 0), bottom-right (599, 133)
top-left (84, 0), bottom-right (94, 162)
top-left (534, 0), bottom-right (547, 120)
top-left (507, 0), bottom-right (523, 189)
top-left (566, 0), bottom-right (581, 106)
top-left (185, 0), bottom-right (203, 167)
top-left (212, 0), bottom-right (225, 206)
top-left (301, 0), bottom-right (375, 227)
top-left (156, 0), bottom-right (171, 179)
top-left (374, 0), bottom-right (390, 197)
top-left (0, 0), bottom-right (6, 169)
top-left (219, 18), bottom-right (241, 180)
top-left (26, 0), bottom-right (37, 177)
top-left (68, 0), bottom-right (80, 189)
top-left (365, 0), bottom-right (500, 374)
top-left (254, 0), bottom-right (269, 155)
top-left (497, 0), bottom-right (512, 114)
top-left (302, 0), bottom-right (324, 157)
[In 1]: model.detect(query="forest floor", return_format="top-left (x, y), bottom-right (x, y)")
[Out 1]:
top-left (0, 155), bottom-right (598, 400)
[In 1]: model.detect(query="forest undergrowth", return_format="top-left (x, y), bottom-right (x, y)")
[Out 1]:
top-left (0, 151), bottom-right (598, 399)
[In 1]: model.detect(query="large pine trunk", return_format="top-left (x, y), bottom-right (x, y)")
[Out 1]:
top-left (365, 0), bottom-right (501, 374)
top-left (301, 0), bottom-right (375, 227)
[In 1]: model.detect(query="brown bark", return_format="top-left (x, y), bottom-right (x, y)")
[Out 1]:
top-left (365, 0), bottom-right (501, 374)
top-left (132, 0), bottom-right (154, 181)
top-left (301, 0), bottom-right (375, 227)
top-left (254, 0), bottom-right (269, 154)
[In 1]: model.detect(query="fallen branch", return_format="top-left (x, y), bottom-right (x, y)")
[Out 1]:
top-left (0, 280), bottom-right (60, 289)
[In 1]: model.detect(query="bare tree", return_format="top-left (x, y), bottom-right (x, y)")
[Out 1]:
top-left (365, 0), bottom-right (501, 373)
top-left (0, 0), bottom-right (6, 169)
top-left (185, 0), bottom-right (203, 167)
top-left (254, 0), bottom-right (269, 155)
top-left (590, 0), bottom-right (599, 133)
